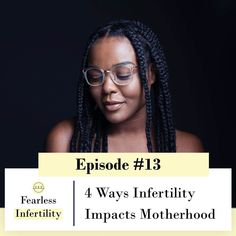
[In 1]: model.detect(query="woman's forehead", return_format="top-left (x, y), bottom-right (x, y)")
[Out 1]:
top-left (88, 36), bottom-right (137, 68)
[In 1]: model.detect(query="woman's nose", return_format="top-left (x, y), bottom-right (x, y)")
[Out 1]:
top-left (102, 72), bottom-right (117, 94)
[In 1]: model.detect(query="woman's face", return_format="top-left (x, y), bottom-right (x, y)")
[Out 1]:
top-left (87, 36), bottom-right (146, 125)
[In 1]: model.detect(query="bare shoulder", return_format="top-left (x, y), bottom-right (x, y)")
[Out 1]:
top-left (176, 129), bottom-right (204, 152)
top-left (46, 119), bottom-right (74, 152)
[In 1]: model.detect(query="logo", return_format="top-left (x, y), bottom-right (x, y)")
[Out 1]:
top-left (33, 182), bottom-right (45, 193)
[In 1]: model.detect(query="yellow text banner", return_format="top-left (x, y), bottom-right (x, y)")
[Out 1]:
top-left (38, 153), bottom-right (209, 176)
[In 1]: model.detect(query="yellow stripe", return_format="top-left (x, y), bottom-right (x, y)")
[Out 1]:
top-left (38, 153), bottom-right (209, 176)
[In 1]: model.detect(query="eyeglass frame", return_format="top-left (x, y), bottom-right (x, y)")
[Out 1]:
top-left (82, 62), bottom-right (138, 87)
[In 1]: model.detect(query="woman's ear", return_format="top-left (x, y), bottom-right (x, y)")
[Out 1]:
top-left (147, 64), bottom-right (156, 88)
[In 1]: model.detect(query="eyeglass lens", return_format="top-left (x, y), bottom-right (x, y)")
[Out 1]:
top-left (85, 64), bottom-right (134, 86)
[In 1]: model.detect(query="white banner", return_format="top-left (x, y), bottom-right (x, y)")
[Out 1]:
top-left (5, 168), bottom-right (231, 231)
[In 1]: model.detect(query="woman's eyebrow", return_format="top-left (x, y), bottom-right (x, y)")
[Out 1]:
top-left (87, 61), bottom-right (135, 68)
top-left (112, 61), bottom-right (135, 67)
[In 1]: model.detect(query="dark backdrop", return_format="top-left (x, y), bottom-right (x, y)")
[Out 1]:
top-left (0, 0), bottom-right (235, 207)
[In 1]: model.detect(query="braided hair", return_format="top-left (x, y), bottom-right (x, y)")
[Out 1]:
top-left (70, 20), bottom-right (176, 152)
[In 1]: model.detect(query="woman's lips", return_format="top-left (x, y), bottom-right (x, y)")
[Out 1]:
top-left (103, 101), bottom-right (124, 111)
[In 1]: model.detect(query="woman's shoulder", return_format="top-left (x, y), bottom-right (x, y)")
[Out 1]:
top-left (46, 119), bottom-right (74, 152)
top-left (176, 129), bottom-right (204, 152)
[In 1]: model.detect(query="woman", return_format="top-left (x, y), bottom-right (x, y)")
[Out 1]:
top-left (46, 20), bottom-right (204, 152)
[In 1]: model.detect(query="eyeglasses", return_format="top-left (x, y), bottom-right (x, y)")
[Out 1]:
top-left (82, 62), bottom-right (138, 86)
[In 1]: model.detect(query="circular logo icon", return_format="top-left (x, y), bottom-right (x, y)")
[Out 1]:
top-left (33, 182), bottom-right (45, 193)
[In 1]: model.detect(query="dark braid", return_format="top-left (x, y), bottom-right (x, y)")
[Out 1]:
top-left (132, 20), bottom-right (176, 151)
top-left (70, 20), bottom-right (176, 152)
top-left (70, 33), bottom-right (100, 152)
top-left (124, 28), bottom-right (153, 152)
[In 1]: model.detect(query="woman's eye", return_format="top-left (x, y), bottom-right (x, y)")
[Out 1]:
top-left (117, 74), bottom-right (131, 80)
top-left (88, 71), bottom-right (102, 79)
top-left (91, 75), bottom-right (101, 79)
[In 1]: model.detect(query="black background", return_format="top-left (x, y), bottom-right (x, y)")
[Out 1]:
top-left (0, 0), bottom-right (235, 207)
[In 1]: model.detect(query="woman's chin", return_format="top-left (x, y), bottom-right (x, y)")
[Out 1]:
top-left (102, 112), bottom-right (126, 125)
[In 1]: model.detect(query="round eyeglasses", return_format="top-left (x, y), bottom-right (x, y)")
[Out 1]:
top-left (82, 62), bottom-right (138, 86)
